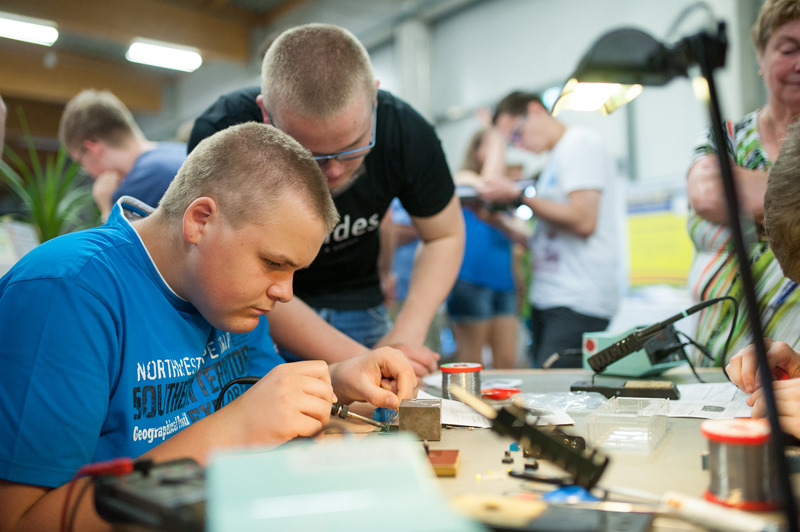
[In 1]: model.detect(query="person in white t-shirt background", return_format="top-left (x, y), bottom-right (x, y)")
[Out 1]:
top-left (476, 90), bottom-right (620, 368)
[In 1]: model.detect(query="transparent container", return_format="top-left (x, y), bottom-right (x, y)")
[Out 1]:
top-left (581, 397), bottom-right (668, 454)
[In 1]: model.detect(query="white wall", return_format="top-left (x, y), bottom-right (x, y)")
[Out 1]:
top-left (428, 0), bottom-right (758, 183)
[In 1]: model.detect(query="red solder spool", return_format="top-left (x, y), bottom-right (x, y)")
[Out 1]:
top-left (700, 418), bottom-right (780, 511)
top-left (441, 362), bottom-right (482, 401)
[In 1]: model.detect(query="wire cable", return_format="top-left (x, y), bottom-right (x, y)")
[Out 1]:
top-left (66, 479), bottom-right (93, 532)
top-left (60, 457), bottom-right (135, 532)
top-left (674, 334), bottom-right (709, 384)
top-left (213, 376), bottom-right (260, 411)
top-left (646, 294), bottom-right (737, 384)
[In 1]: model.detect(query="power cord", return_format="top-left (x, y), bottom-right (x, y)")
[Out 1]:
top-left (674, 334), bottom-right (709, 384)
top-left (65, 480), bottom-right (92, 532)
top-left (652, 295), bottom-right (738, 370)
top-left (657, 295), bottom-right (737, 367)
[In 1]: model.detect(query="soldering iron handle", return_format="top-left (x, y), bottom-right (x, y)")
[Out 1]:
top-left (660, 491), bottom-right (782, 532)
top-left (331, 402), bottom-right (349, 419)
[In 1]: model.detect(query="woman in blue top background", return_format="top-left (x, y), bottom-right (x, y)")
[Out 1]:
top-left (447, 127), bottom-right (530, 369)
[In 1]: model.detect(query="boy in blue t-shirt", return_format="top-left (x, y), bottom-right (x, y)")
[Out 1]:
top-left (0, 122), bottom-right (416, 530)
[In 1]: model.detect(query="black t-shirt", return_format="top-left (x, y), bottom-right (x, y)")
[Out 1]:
top-left (189, 88), bottom-right (455, 309)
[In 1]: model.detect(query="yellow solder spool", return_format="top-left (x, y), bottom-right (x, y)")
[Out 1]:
top-left (700, 418), bottom-right (780, 511)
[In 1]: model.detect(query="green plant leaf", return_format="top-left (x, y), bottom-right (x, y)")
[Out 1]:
top-left (18, 108), bottom-right (44, 182)
top-left (0, 160), bottom-right (32, 206)
top-left (1, 107), bottom-right (99, 242)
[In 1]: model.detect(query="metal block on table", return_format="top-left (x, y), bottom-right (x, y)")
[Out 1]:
top-left (399, 398), bottom-right (441, 441)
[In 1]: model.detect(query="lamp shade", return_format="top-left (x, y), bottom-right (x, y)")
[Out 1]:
top-left (553, 28), bottom-right (689, 115)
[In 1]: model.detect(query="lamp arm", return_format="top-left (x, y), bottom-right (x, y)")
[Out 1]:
top-left (695, 33), bottom-right (798, 531)
top-left (664, 2), bottom-right (717, 42)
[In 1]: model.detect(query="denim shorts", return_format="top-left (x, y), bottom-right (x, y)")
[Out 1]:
top-left (446, 279), bottom-right (517, 322)
top-left (314, 305), bottom-right (392, 348)
top-left (278, 304), bottom-right (392, 361)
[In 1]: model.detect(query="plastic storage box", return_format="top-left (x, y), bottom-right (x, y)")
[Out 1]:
top-left (582, 397), bottom-right (669, 454)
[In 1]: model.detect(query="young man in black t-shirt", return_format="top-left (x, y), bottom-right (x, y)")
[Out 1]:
top-left (189, 24), bottom-right (465, 376)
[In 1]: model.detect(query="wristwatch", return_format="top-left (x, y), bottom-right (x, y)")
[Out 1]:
top-left (516, 184), bottom-right (536, 206)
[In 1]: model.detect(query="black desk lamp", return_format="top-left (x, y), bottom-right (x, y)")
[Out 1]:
top-left (552, 16), bottom-right (797, 529)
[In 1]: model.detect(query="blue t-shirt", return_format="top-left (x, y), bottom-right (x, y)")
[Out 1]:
top-left (390, 198), bottom-right (417, 301)
top-left (0, 198), bottom-right (284, 488)
top-left (112, 142), bottom-right (186, 208)
top-left (457, 207), bottom-right (515, 292)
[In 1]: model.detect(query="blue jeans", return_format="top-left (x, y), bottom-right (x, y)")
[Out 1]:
top-left (278, 304), bottom-right (392, 361)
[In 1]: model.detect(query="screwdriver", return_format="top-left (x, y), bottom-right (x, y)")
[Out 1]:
top-left (331, 402), bottom-right (385, 429)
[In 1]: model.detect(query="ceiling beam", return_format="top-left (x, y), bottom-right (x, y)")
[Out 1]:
top-left (0, 43), bottom-right (163, 112)
top-left (0, 0), bottom-right (250, 62)
top-left (259, 0), bottom-right (309, 25)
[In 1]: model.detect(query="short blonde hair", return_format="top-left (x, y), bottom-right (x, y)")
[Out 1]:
top-left (159, 122), bottom-right (339, 231)
top-left (751, 0), bottom-right (800, 55)
top-left (261, 23), bottom-right (376, 118)
top-left (764, 121), bottom-right (800, 282)
top-left (461, 128), bottom-right (487, 174)
top-left (59, 89), bottom-right (143, 153)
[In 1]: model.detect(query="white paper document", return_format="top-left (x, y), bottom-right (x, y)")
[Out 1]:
top-left (416, 390), bottom-right (492, 428)
top-left (668, 382), bottom-right (753, 419)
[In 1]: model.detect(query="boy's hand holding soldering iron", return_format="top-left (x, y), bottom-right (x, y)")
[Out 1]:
top-left (329, 346), bottom-right (417, 409)
top-left (222, 347), bottom-right (415, 446)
